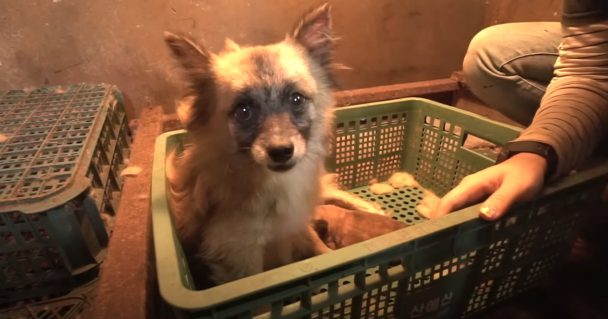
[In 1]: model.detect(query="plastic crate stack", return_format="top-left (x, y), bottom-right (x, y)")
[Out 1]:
top-left (0, 84), bottom-right (132, 310)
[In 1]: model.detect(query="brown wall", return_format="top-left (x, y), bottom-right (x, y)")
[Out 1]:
top-left (0, 0), bottom-right (559, 117)
top-left (485, 0), bottom-right (562, 25)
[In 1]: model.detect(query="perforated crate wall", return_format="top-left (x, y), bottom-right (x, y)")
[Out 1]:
top-left (330, 112), bottom-right (408, 189)
top-left (0, 279), bottom-right (96, 319)
top-left (327, 103), bottom-right (504, 198)
top-left (326, 99), bottom-right (517, 221)
top-left (0, 84), bottom-right (131, 307)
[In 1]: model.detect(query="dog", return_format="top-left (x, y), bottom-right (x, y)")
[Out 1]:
top-left (164, 3), bottom-right (384, 288)
top-left (313, 205), bottom-right (406, 250)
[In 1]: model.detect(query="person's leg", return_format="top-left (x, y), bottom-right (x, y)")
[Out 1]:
top-left (463, 22), bottom-right (561, 125)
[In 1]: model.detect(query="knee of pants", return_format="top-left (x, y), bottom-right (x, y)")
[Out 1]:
top-left (462, 24), bottom-right (511, 93)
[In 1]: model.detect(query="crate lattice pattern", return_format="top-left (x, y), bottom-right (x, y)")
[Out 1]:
top-left (0, 84), bottom-right (131, 309)
top-left (461, 191), bottom-right (588, 317)
top-left (317, 108), bottom-right (589, 318)
top-left (0, 282), bottom-right (94, 319)
top-left (333, 112), bottom-right (407, 189)
top-left (414, 116), bottom-right (474, 196)
top-left (0, 86), bottom-right (106, 200)
top-left (290, 189), bottom-right (588, 319)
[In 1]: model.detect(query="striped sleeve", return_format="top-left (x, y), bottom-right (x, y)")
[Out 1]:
top-left (514, 22), bottom-right (608, 179)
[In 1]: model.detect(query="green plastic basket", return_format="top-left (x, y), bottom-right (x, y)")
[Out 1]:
top-left (0, 84), bottom-right (132, 307)
top-left (152, 98), bottom-right (608, 319)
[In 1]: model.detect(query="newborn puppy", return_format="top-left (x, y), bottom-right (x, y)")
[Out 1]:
top-left (313, 204), bottom-right (407, 249)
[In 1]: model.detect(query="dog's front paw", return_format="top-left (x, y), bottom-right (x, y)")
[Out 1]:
top-left (322, 189), bottom-right (389, 216)
top-left (354, 200), bottom-right (387, 216)
top-left (353, 200), bottom-right (390, 216)
top-left (321, 173), bottom-right (390, 216)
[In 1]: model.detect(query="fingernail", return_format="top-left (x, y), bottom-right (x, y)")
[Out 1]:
top-left (480, 206), bottom-right (495, 219)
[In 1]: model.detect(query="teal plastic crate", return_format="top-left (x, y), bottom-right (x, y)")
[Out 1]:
top-left (0, 279), bottom-right (97, 319)
top-left (152, 98), bottom-right (608, 318)
top-left (0, 84), bottom-right (132, 307)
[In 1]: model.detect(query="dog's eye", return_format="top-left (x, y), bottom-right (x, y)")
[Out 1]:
top-left (290, 92), bottom-right (305, 106)
top-left (234, 104), bottom-right (254, 122)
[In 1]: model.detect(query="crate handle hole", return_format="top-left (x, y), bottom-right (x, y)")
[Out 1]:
top-left (462, 134), bottom-right (499, 155)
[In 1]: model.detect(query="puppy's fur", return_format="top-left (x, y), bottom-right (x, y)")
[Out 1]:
top-left (313, 205), bottom-right (406, 250)
top-left (165, 4), bottom-right (383, 287)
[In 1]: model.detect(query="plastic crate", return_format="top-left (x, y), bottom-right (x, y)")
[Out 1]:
top-left (0, 279), bottom-right (97, 319)
top-left (0, 84), bottom-right (132, 307)
top-left (151, 98), bottom-right (608, 319)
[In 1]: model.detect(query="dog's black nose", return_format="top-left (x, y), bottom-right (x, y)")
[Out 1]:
top-left (267, 145), bottom-right (294, 163)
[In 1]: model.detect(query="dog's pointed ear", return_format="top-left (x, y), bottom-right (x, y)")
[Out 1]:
top-left (164, 32), bottom-right (211, 84)
top-left (292, 3), bottom-right (333, 68)
top-left (165, 32), bottom-right (217, 130)
top-left (175, 96), bottom-right (195, 129)
top-left (223, 38), bottom-right (241, 52)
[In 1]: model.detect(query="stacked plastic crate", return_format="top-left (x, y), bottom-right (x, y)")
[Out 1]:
top-left (0, 84), bottom-right (131, 315)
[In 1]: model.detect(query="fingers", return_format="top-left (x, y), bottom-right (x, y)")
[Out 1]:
top-left (478, 182), bottom-right (518, 221)
top-left (482, 172), bottom-right (547, 221)
top-left (433, 174), bottom-right (497, 218)
top-left (433, 153), bottom-right (546, 220)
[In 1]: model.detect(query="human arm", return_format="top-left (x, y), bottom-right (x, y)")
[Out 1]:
top-left (434, 15), bottom-right (608, 220)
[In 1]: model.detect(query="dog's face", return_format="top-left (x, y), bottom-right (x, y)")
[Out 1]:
top-left (166, 4), bottom-right (334, 172)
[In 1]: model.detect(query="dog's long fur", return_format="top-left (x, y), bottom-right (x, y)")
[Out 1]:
top-left (165, 4), bottom-right (338, 287)
top-left (165, 4), bottom-right (384, 287)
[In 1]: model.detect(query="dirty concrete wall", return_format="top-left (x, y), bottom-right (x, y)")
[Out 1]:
top-left (0, 0), bottom-right (558, 117)
top-left (484, 0), bottom-right (562, 26)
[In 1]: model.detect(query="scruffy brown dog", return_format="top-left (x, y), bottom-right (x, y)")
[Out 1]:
top-left (165, 3), bottom-right (383, 288)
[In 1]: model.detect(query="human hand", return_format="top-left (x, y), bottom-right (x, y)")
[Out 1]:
top-left (433, 152), bottom-right (548, 220)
